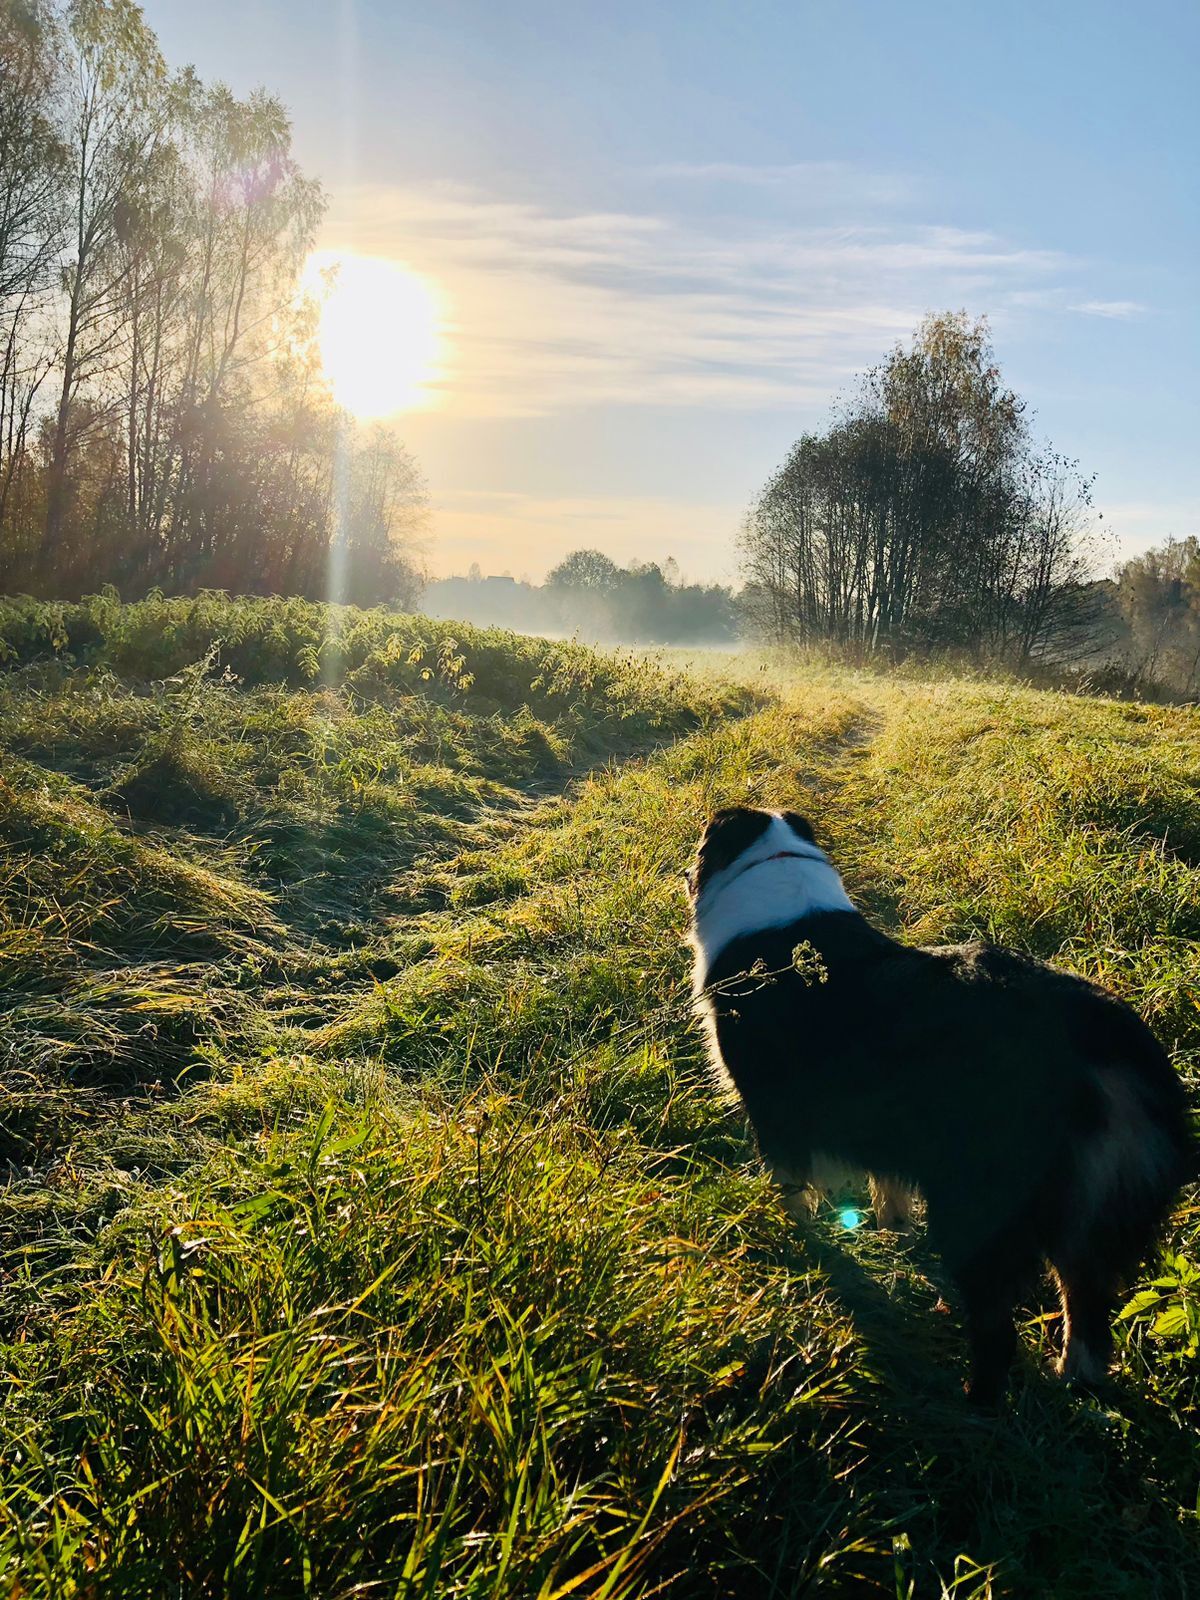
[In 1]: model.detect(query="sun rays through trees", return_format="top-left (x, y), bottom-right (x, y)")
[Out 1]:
top-left (0, 0), bottom-right (426, 604)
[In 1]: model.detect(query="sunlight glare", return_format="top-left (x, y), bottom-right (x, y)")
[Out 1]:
top-left (303, 250), bottom-right (442, 418)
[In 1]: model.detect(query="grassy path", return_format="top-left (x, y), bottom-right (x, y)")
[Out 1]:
top-left (3, 618), bottom-right (1200, 1596)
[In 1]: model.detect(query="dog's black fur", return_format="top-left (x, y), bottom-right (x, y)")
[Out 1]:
top-left (689, 806), bottom-right (1194, 1406)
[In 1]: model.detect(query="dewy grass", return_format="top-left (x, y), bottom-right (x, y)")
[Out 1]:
top-left (2, 602), bottom-right (1200, 1596)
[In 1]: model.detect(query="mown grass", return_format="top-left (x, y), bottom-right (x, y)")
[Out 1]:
top-left (2, 602), bottom-right (1199, 1597)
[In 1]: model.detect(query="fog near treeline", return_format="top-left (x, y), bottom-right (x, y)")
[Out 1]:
top-left (421, 551), bottom-right (741, 647)
top-left (415, 313), bottom-right (1193, 698)
top-left (421, 533), bottom-right (1200, 703)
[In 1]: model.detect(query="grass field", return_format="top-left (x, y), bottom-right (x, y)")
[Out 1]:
top-left (2, 595), bottom-right (1198, 1598)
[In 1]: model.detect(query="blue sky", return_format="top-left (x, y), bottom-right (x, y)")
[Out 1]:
top-left (146, 0), bottom-right (1198, 581)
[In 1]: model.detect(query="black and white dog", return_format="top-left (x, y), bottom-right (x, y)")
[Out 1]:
top-left (687, 806), bottom-right (1193, 1406)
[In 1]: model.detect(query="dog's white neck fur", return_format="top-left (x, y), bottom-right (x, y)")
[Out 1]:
top-left (690, 813), bottom-right (854, 986)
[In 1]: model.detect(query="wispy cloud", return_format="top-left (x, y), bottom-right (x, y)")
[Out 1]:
top-left (1069, 299), bottom-right (1147, 319)
top-left (320, 174), bottom-right (1131, 420)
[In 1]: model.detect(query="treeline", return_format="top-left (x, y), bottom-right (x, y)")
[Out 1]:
top-left (424, 552), bottom-right (739, 645)
top-left (740, 313), bottom-right (1100, 663)
top-left (0, 0), bottom-right (424, 605)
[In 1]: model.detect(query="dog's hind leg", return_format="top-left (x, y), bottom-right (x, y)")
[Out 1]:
top-left (1047, 1059), bottom-right (1191, 1385)
top-left (1051, 1264), bottom-right (1115, 1386)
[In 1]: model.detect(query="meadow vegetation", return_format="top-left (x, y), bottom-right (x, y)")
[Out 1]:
top-left (1, 595), bottom-right (1198, 1597)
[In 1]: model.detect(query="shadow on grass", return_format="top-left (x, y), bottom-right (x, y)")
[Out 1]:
top-left (761, 1218), bottom-right (1200, 1598)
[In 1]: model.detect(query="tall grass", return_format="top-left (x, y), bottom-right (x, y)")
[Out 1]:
top-left (2, 606), bottom-right (1199, 1596)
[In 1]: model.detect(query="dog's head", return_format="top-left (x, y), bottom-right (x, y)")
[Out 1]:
top-left (684, 806), bottom-right (818, 904)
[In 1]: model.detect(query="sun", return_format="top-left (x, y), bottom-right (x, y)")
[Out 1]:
top-left (302, 250), bottom-right (443, 418)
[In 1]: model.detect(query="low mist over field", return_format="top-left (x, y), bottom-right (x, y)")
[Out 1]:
top-left (422, 552), bottom-right (740, 647)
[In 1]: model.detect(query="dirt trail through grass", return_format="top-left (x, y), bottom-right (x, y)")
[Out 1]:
top-left (3, 612), bottom-right (1200, 1597)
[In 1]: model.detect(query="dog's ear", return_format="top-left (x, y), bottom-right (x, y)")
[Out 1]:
top-left (683, 865), bottom-right (698, 900)
top-left (704, 805), bottom-right (761, 835)
top-left (700, 806), bottom-right (772, 855)
top-left (780, 810), bottom-right (816, 844)
top-left (692, 806), bottom-right (773, 896)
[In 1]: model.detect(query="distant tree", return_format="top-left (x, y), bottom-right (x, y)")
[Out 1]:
top-left (624, 560), bottom-right (669, 638)
top-left (546, 548), bottom-right (622, 594)
top-left (540, 547), bottom-right (737, 643)
top-left (740, 313), bottom-right (1100, 663)
top-left (42, 0), bottom-right (169, 575)
top-left (1115, 536), bottom-right (1200, 693)
top-left (336, 426), bottom-right (426, 609)
top-left (160, 81), bottom-right (322, 583)
top-left (0, 1), bottom-right (64, 555)
top-left (545, 549), bottom-right (620, 635)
